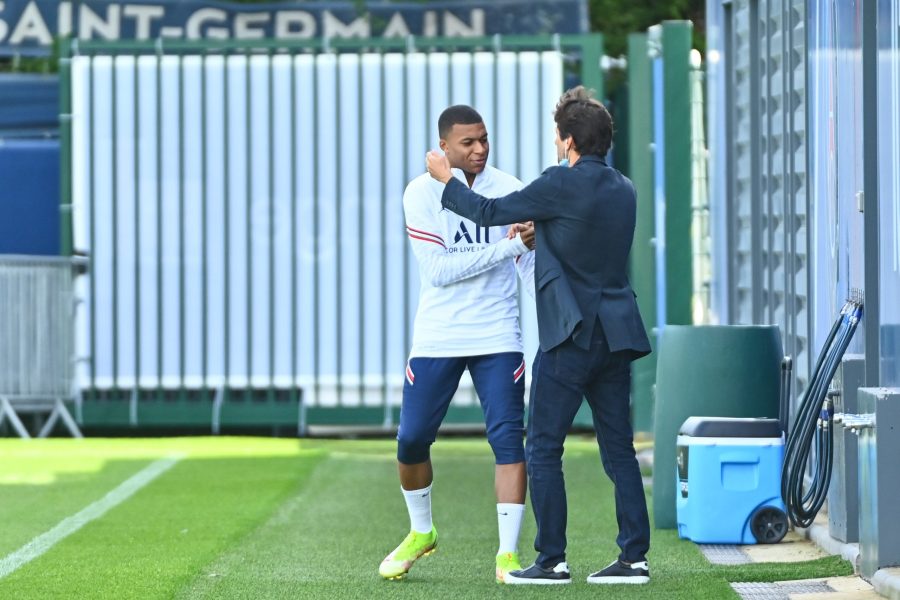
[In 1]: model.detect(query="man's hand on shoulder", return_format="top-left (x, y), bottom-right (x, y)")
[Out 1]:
top-left (426, 150), bottom-right (453, 184)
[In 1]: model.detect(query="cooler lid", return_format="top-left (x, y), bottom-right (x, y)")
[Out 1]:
top-left (678, 416), bottom-right (782, 438)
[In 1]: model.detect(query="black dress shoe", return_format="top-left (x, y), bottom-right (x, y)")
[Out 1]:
top-left (586, 559), bottom-right (650, 584)
top-left (504, 561), bottom-right (571, 585)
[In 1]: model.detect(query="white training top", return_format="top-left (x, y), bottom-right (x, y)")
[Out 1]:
top-left (403, 165), bottom-right (535, 358)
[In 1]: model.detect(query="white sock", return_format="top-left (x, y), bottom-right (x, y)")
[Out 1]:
top-left (402, 484), bottom-right (433, 534)
top-left (497, 503), bottom-right (526, 554)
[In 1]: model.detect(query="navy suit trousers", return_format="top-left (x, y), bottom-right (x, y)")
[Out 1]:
top-left (526, 321), bottom-right (651, 567)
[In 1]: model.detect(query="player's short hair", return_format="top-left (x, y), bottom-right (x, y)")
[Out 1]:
top-left (553, 86), bottom-right (614, 157)
top-left (438, 105), bottom-right (484, 139)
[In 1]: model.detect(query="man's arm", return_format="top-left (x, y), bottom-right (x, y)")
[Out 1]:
top-left (440, 172), bottom-right (563, 226)
top-left (426, 150), bottom-right (564, 226)
top-left (404, 186), bottom-right (529, 287)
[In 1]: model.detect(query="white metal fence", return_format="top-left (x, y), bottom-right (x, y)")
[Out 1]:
top-left (66, 39), bottom-right (573, 426)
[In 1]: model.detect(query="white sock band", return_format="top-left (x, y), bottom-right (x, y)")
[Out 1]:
top-left (402, 484), bottom-right (433, 534)
top-left (497, 503), bottom-right (525, 554)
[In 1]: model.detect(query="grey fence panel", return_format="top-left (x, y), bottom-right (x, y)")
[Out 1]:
top-left (758, 0), bottom-right (809, 397)
top-left (723, 0), bottom-right (809, 400)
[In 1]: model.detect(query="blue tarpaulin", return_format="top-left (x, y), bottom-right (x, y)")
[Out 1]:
top-left (0, 138), bottom-right (60, 255)
top-left (0, 73), bottom-right (59, 137)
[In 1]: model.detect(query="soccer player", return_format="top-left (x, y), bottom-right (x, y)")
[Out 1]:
top-left (378, 105), bottom-right (535, 583)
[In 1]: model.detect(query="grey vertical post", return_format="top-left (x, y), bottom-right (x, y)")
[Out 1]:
top-left (178, 55), bottom-right (186, 401)
top-left (829, 354), bottom-right (864, 543)
top-left (380, 55), bottom-right (391, 429)
top-left (335, 56), bottom-right (343, 407)
top-left (723, 0), bottom-right (736, 325)
top-left (244, 53), bottom-right (253, 403)
top-left (112, 57), bottom-right (120, 399)
top-left (223, 53), bottom-right (231, 408)
top-left (789, 0), bottom-right (809, 407)
top-left (155, 50), bottom-right (163, 402)
top-left (760, 0), bottom-right (773, 325)
top-left (748, 0), bottom-right (762, 324)
top-left (290, 53), bottom-right (302, 434)
top-left (201, 53), bottom-right (209, 403)
top-left (862, 0), bottom-right (880, 386)
top-left (856, 387), bottom-right (900, 578)
top-left (88, 56), bottom-right (97, 404)
top-left (357, 56), bottom-right (366, 405)
top-left (133, 53), bottom-right (142, 415)
top-left (312, 57), bottom-right (321, 412)
top-left (267, 52), bottom-right (276, 403)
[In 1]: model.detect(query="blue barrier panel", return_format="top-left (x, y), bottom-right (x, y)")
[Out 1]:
top-left (0, 74), bottom-right (59, 137)
top-left (0, 139), bottom-right (60, 255)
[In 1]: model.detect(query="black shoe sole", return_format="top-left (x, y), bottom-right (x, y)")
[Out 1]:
top-left (586, 575), bottom-right (649, 585)
top-left (505, 575), bottom-right (572, 585)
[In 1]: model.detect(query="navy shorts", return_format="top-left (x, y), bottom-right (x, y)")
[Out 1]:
top-left (397, 352), bottom-right (526, 465)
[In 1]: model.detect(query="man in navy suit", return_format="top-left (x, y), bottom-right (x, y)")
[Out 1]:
top-left (425, 87), bottom-right (652, 585)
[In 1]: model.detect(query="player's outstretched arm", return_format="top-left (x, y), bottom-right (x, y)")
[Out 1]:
top-left (406, 225), bottom-right (529, 288)
top-left (403, 181), bottom-right (529, 288)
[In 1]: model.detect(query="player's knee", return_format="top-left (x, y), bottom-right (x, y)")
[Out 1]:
top-left (487, 422), bottom-right (525, 464)
top-left (397, 430), bottom-right (433, 464)
top-left (492, 444), bottom-right (526, 465)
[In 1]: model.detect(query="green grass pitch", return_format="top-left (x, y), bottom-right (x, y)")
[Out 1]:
top-left (0, 436), bottom-right (851, 598)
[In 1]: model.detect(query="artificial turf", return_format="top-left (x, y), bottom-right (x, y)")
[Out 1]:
top-left (0, 436), bottom-right (852, 598)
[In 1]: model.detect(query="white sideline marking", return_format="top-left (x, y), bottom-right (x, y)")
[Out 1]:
top-left (0, 455), bottom-right (183, 579)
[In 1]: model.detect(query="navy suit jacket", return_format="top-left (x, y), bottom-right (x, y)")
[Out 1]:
top-left (441, 155), bottom-right (651, 359)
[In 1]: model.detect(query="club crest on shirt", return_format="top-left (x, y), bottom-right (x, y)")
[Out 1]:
top-left (449, 221), bottom-right (490, 253)
top-left (453, 222), bottom-right (474, 244)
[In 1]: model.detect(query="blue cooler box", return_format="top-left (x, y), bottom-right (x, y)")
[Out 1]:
top-left (676, 417), bottom-right (789, 544)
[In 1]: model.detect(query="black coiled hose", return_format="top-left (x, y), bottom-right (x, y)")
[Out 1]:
top-left (781, 299), bottom-right (863, 528)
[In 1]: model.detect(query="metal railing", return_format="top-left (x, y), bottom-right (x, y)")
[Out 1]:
top-left (0, 255), bottom-right (83, 438)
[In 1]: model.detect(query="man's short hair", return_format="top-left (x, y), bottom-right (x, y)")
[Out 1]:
top-left (553, 86), bottom-right (613, 157)
top-left (438, 105), bottom-right (484, 139)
